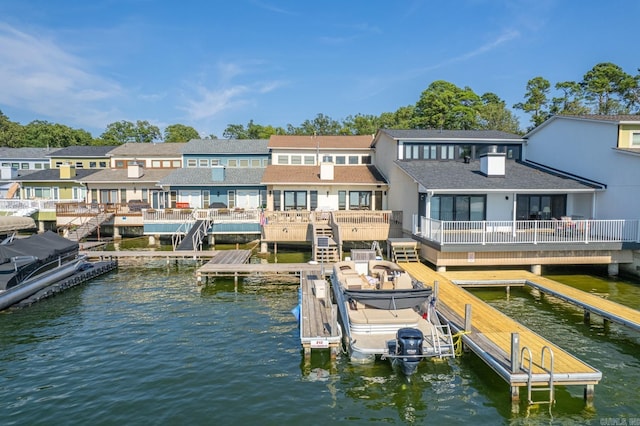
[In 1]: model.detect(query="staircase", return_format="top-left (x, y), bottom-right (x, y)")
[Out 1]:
top-left (176, 219), bottom-right (209, 251)
top-left (312, 223), bottom-right (340, 263)
top-left (392, 242), bottom-right (419, 262)
top-left (66, 212), bottom-right (114, 242)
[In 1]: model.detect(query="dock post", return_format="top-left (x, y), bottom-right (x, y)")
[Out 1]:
top-left (433, 281), bottom-right (439, 306)
top-left (234, 272), bottom-right (238, 292)
top-left (196, 270), bottom-right (202, 286)
top-left (511, 333), bottom-right (520, 403)
top-left (464, 304), bottom-right (472, 332)
top-left (584, 309), bottom-right (591, 325)
top-left (584, 384), bottom-right (595, 406)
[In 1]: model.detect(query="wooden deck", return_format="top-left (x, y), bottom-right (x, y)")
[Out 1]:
top-left (81, 250), bottom-right (217, 261)
top-left (299, 271), bottom-right (341, 358)
top-left (444, 270), bottom-right (640, 332)
top-left (398, 262), bottom-right (602, 403)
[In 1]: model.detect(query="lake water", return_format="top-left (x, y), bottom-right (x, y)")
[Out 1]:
top-left (1, 255), bottom-right (639, 425)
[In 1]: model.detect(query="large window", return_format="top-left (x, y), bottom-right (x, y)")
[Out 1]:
top-left (284, 191), bottom-right (307, 210)
top-left (349, 191), bottom-right (372, 210)
top-left (430, 195), bottom-right (485, 221)
top-left (403, 143), bottom-right (521, 161)
top-left (516, 194), bottom-right (566, 220)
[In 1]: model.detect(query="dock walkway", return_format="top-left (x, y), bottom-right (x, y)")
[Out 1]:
top-left (299, 271), bottom-right (341, 358)
top-left (399, 263), bottom-right (601, 404)
top-left (444, 270), bottom-right (640, 332)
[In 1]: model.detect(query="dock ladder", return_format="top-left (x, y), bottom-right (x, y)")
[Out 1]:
top-left (521, 345), bottom-right (555, 406)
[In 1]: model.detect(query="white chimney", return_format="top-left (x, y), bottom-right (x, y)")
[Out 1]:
top-left (127, 162), bottom-right (144, 178)
top-left (320, 162), bottom-right (334, 180)
top-left (480, 152), bottom-right (505, 177)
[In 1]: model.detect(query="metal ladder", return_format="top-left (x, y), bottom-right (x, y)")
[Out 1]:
top-left (520, 345), bottom-right (555, 405)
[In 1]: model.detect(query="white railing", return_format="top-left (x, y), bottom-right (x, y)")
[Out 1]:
top-left (0, 198), bottom-right (61, 211)
top-left (144, 208), bottom-right (261, 223)
top-left (416, 217), bottom-right (640, 245)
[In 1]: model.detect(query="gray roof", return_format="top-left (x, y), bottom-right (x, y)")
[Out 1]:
top-left (182, 139), bottom-right (270, 155)
top-left (0, 147), bottom-right (62, 159)
top-left (15, 168), bottom-right (100, 182)
top-left (159, 167), bottom-right (266, 186)
top-left (379, 129), bottom-right (524, 141)
top-left (78, 168), bottom-right (174, 183)
top-left (47, 146), bottom-right (116, 157)
top-left (395, 160), bottom-right (602, 192)
top-left (107, 142), bottom-right (186, 157)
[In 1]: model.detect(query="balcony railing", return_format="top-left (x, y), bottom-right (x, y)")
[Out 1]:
top-left (416, 217), bottom-right (640, 245)
top-left (0, 198), bottom-right (61, 211)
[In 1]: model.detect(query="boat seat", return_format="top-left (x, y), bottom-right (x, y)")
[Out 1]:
top-left (395, 273), bottom-right (413, 289)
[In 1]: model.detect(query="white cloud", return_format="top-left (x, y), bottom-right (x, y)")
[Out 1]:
top-left (0, 22), bottom-right (123, 128)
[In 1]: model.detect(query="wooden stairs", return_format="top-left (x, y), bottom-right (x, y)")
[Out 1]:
top-left (312, 223), bottom-right (340, 263)
top-left (392, 242), bottom-right (419, 262)
top-left (66, 212), bottom-right (114, 242)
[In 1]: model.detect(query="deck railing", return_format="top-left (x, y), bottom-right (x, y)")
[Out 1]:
top-left (417, 217), bottom-right (640, 245)
top-left (0, 198), bottom-right (62, 211)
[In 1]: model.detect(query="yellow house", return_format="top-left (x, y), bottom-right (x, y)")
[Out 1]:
top-left (47, 146), bottom-right (115, 169)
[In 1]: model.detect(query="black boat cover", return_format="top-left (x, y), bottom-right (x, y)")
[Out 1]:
top-left (345, 287), bottom-right (432, 310)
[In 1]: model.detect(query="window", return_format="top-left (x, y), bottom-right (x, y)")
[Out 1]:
top-left (187, 159), bottom-right (197, 168)
top-left (516, 194), bottom-right (566, 220)
top-left (291, 155), bottom-right (302, 165)
top-left (431, 195), bottom-right (486, 221)
top-left (199, 159), bottom-right (209, 167)
top-left (35, 163), bottom-right (42, 169)
top-left (273, 190), bottom-right (281, 211)
top-left (440, 146), bottom-right (455, 159)
top-left (348, 156), bottom-right (358, 164)
top-left (89, 161), bottom-right (97, 168)
top-left (361, 156), bottom-right (371, 164)
top-left (115, 160), bottom-right (125, 168)
top-left (239, 159), bottom-right (249, 167)
top-left (304, 156), bottom-right (315, 165)
top-left (162, 160), bottom-right (171, 168)
top-left (152, 160), bottom-right (161, 168)
top-left (227, 190), bottom-right (236, 208)
top-left (20, 163), bottom-right (28, 169)
top-left (99, 162), bottom-right (107, 168)
top-left (227, 159), bottom-right (237, 167)
top-left (120, 189), bottom-right (127, 203)
top-left (632, 132), bottom-right (640, 146)
top-left (335, 156), bottom-right (346, 165)
top-left (55, 162), bottom-right (63, 168)
top-left (172, 160), bottom-right (181, 167)
top-left (75, 162), bottom-right (84, 169)
top-left (338, 191), bottom-right (346, 210)
top-left (284, 191), bottom-right (307, 210)
top-left (310, 191), bottom-right (318, 210)
top-left (349, 191), bottom-right (371, 210)
top-left (322, 155), bottom-right (333, 163)
top-left (251, 159), bottom-right (261, 167)
top-left (277, 155), bottom-right (288, 165)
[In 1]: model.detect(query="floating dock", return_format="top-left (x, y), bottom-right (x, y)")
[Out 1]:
top-left (81, 250), bottom-right (217, 262)
top-left (443, 270), bottom-right (640, 332)
top-left (399, 262), bottom-right (602, 407)
top-left (298, 271), bottom-right (341, 359)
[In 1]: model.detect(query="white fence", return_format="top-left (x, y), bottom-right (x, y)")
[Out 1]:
top-left (417, 217), bottom-right (640, 245)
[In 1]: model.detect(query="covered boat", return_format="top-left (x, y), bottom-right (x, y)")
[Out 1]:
top-left (0, 231), bottom-right (84, 310)
top-left (331, 259), bottom-right (454, 375)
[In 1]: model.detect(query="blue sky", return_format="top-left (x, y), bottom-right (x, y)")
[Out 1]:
top-left (0, 0), bottom-right (638, 138)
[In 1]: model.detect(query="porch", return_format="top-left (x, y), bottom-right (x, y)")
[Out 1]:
top-left (413, 217), bottom-right (640, 272)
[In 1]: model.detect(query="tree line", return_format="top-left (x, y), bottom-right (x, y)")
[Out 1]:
top-left (0, 62), bottom-right (638, 147)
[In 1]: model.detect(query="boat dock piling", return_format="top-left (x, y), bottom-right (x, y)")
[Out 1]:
top-left (299, 271), bottom-right (341, 360)
top-left (399, 262), bottom-right (603, 411)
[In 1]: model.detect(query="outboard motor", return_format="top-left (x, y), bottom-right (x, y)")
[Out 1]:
top-left (394, 328), bottom-right (424, 376)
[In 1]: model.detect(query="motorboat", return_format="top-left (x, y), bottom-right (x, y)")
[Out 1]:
top-left (331, 259), bottom-right (454, 375)
top-left (0, 231), bottom-right (86, 310)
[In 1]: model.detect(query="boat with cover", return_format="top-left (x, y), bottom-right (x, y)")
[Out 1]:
top-left (0, 231), bottom-right (87, 310)
top-left (331, 259), bottom-right (454, 375)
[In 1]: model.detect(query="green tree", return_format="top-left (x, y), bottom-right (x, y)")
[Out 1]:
top-left (0, 110), bottom-right (24, 147)
top-left (551, 81), bottom-right (590, 115)
top-left (478, 93), bottom-right (521, 133)
top-left (23, 120), bottom-right (93, 147)
top-left (413, 80), bottom-right (482, 129)
top-left (295, 113), bottom-right (342, 135)
top-left (581, 62), bottom-right (638, 114)
top-left (513, 76), bottom-right (551, 128)
top-left (223, 123), bottom-right (249, 139)
top-left (340, 114), bottom-right (380, 135)
top-left (164, 124), bottom-right (200, 142)
top-left (101, 120), bottom-right (161, 144)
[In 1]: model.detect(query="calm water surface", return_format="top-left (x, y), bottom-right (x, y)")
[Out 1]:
top-left (1, 258), bottom-right (639, 425)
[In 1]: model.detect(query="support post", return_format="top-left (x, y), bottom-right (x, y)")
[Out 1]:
top-left (584, 310), bottom-right (591, 325)
top-left (511, 332), bottom-right (521, 404)
top-left (584, 384), bottom-right (595, 405)
top-left (260, 241), bottom-right (269, 253)
top-left (530, 264), bottom-right (542, 275)
top-left (464, 304), bottom-right (472, 332)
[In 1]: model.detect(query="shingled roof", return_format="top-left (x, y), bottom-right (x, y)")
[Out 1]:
top-left (159, 167), bottom-right (266, 186)
top-left (268, 135), bottom-right (374, 149)
top-left (182, 139), bottom-right (270, 154)
top-left (378, 129), bottom-right (523, 141)
top-left (395, 159), bottom-right (602, 192)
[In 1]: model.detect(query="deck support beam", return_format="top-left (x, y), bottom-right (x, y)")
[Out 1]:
top-left (584, 384), bottom-right (595, 405)
top-left (530, 264), bottom-right (542, 275)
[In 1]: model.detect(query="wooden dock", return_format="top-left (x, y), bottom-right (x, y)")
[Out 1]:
top-left (444, 270), bottom-right (640, 332)
top-left (299, 271), bottom-right (341, 359)
top-left (81, 250), bottom-right (217, 262)
top-left (399, 262), bottom-right (602, 406)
